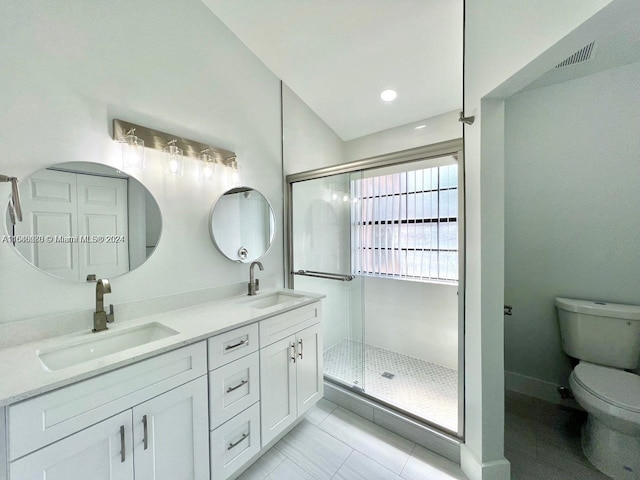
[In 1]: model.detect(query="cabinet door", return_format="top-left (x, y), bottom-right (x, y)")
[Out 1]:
top-left (296, 323), bottom-right (324, 416)
top-left (260, 335), bottom-right (297, 447)
top-left (133, 377), bottom-right (210, 480)
top-left (10, 410), bottom-right (133, 480)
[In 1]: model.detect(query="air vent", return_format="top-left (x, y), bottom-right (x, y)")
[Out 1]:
top-left (555, 41), bottom-right (596, 68)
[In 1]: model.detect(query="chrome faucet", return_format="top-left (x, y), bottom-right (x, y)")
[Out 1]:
top-left (92, 278), bottom-right (114, 332)
top-left (248, 261), bottom-right (264, 296)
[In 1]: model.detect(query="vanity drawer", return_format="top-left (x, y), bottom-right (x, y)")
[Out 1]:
top-left (210, 402), bottom-right (261, 480)
top-left (209, 351), bottom-right (260, 429)
top-left (208, 323), bottom-right (258, 370)
top-left (8, 341), bottom-right (206, 460)
top-left (259, 302), bottom-right (321, 347)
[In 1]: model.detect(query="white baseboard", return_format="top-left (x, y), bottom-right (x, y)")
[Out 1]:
top-left (460, 444), bottom-right (511, 480)
top-left (505, 370), bottom-right (566, 405)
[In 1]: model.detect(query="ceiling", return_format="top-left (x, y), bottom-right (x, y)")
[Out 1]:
top-left (201, 0), bottom-right (463, 141)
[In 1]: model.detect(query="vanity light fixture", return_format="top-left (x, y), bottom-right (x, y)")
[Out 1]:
top-left (120, 128), bottom-right (145, 171)
top-left (112, 119), bottom-right (237, 179)
top-left (164, 139), bottom-right (184, 177)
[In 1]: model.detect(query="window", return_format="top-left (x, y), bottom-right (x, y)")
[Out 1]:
top-left (351, 160), bottom-right (458, 284)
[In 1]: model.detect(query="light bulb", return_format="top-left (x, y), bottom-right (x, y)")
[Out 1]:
top-left (199, 149), bottom-right (217, 182)
top-left (163, 141), bottom-right (184, 177)
top-left (121, 130), bottom-right (145, 171)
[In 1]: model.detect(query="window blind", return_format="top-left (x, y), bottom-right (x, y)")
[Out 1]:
top-left (351, 163), bottom-right (458, 284)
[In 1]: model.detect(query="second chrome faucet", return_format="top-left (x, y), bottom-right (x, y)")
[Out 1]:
top-left (248, 261), bottom-right (264, 296)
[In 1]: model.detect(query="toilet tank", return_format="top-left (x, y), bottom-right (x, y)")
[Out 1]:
top-left (556, 297), bottom-right (640, 369)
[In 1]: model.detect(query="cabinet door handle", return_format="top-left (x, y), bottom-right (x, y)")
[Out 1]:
top-left (142, 415), bottom-right (148, 450)
top-left (298, 339), bottom-right (303, 360)
top-left (290, 342), bottom-right (296, 363)
top-left (226, 379), bottom-right (248, 393)
top-left (120, 425), bottom-right (126, 463)
top-left (225, 338), bottom-right (247, 351)
top-left (227, 433), bottom-right (249, 451)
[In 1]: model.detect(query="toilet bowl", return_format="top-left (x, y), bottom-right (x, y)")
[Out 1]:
top-left (556, 297), bottom-right (640, 479)
top-left (569, 362), bottom-right (640, 478)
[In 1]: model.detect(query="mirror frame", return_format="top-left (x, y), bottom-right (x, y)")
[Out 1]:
top-left (208, 186), bottom-right (276, 263)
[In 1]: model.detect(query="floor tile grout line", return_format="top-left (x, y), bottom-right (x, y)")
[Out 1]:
top-left (316, 408), bottom-right (415, 477)
top-left (275, 420), bottom-right (354, 480)
top-left (262, 454), bottom-right (286, 480)
top-left (330, 449), bottom-right (355, 479)
top-left (399, 442), bottom-right (417, 476)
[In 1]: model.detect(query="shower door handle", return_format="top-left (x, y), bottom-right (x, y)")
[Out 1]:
top-left (292, 270), bottom-right (355, 282)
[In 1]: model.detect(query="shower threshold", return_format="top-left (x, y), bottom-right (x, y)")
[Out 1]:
top-left (324, 339), bottom-right (458, 433)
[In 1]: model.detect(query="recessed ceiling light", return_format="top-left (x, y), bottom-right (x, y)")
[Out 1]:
top-left (414, 125), bottom-right (426, 130)
top-left (380, 89), bottom-right (397, 102)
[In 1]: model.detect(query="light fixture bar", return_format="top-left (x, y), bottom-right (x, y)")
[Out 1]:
top-left (112, 119), bottom-right (236, 165)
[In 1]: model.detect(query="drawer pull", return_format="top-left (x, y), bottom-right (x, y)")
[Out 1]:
top-left (228, 433), bottom-right (249, 451)
top-left (225, 338), bottom-right (248, 351)
top-left (290, 342), bottom-right (296, 363)
top-left (142, 415), bottom-right (148, 450)
top-left (226, 379), bottom-right (248, 393)
top-left (298, 339), bottom-right (303, 360)
top-left (120, 425), bottom-right (126, 463)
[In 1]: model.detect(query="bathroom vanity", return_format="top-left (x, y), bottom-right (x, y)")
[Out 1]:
top-left (0, 289), bottom-right (323, 480)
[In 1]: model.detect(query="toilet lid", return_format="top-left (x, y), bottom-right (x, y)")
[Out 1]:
top-left (573, 362), bottom-right (640, 413)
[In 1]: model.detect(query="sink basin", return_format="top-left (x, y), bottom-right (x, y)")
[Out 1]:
top-left (241, 292), bottom-right (305, 310)
top-left (38, 323), bottom-right (179, 371)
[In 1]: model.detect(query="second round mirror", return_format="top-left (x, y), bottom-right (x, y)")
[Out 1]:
top-left (209, 187), bottom-right (275, 263)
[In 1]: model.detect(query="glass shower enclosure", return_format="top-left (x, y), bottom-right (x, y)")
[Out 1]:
top-left (287, 140), bottom-right (464, 437)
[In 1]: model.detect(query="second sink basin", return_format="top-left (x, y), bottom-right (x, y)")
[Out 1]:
top-left (240, 292), bottom-right (306, 310)
top-left (38, 322), bottom-right (179, 371)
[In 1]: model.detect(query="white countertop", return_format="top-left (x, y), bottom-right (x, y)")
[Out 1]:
top-left (0, 288), bottom-right (323, 407)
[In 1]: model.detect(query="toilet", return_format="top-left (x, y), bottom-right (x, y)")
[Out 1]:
top-left (556, 297), bottom-right (640, 479)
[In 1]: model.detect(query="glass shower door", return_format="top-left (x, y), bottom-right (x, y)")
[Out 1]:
top-left (290, 172), bottom-right (365, 392)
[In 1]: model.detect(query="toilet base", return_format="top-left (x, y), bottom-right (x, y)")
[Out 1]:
top-left (582, 415), bottom-right (640, 479)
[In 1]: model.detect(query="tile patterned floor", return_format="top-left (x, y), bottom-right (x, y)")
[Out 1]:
top-left (505, 391), bottom-right (611, 480)
top-left (323, 339), bottom-right (458, 431)
top-left (239, 392), bottom-right (611, 480)
top-left (238, 398), bottom-right (467, 480)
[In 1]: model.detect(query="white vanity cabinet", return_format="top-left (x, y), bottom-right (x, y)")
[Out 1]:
top-left (0, 295), bottom-right (324, 480)
top-left (207, 323), bottom-right (261, 479)
top-left (259, 303), bottom-right (323, 446)
top-left (10, 410), bottom-right (135, 480)
top-left (7, 342), bottom-right (210, 480)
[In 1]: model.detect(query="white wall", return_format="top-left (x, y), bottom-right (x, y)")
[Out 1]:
top-left (0, 0), bottom-right (282, 322)
top-left (464, 0), bottom-right (616, 477)
top-left (344, 110), bottom-right (461, 162)
top-left (504, 61), bottom-right (640, 386)
top-left (282, 84), bottom-right (345, 174)
top-left (365, 277), bottom-right (458, 370)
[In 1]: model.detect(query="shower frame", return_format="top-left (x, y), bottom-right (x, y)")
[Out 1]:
top-left (285, 138), bottom-right (465, 440)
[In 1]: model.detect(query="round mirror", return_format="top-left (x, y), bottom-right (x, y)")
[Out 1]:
top-left (209, 187), bottom-right (275, 263)
top-left (5, 162), bottom-right (162, 281)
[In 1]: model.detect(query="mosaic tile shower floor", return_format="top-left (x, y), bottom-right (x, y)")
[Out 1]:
top-left (323, 339), bottom-right (458, 432)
